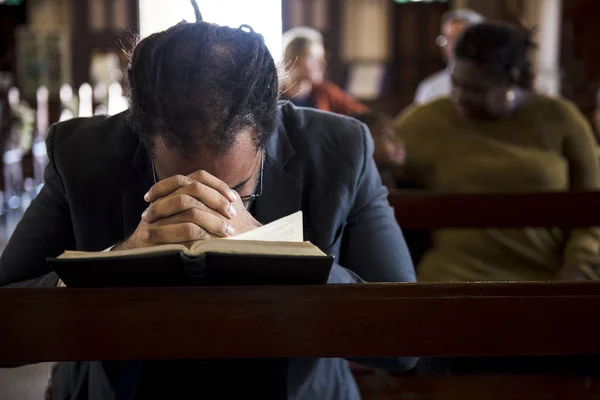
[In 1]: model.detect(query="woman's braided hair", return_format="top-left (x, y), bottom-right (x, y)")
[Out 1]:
top-left (454, 22), bottom-right (536, 89)
top-left (126, 0), bottom-right (280, 157)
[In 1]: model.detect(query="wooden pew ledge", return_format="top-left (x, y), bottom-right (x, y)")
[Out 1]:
top-left (389, 190), bottom-right (600, 229)
top-left (1, 282), bottom-right (599, 362)
top-left (355, 373), bottom-right (600, 400)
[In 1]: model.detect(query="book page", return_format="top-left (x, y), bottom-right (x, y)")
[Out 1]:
top-left (229, 211), bottom-right (303, 242)
top-left (193, 239), bottom-right (325, 257)
top-left (57, 212), bottom-right (306, 259)
top-left (58, 243), bottom-right (188, 259)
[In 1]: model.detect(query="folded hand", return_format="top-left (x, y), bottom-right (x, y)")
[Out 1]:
top-left (116, 169), bottom-right (260, 250)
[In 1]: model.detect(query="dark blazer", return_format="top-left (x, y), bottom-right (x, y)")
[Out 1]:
top-left (0, 103), bottom-right (416, 399)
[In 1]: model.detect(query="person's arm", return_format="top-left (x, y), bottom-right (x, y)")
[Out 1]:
top-left (413, 81), bottom-right (429, 105)
top-left (0, 124), bottom-right (75, 287)
top-left (339, 93), bottom-right (369, 117)
top-left (392, 105), bottom-right (430, 189)
top-left (559, 102), bottom-right (600, 279)
top-left (327, 123), bottom-right (417, 371)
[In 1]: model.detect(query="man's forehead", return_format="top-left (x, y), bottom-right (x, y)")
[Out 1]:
top-left (152, 134), bottom-right (259, 186)
top-left (178, 151), bottom-right (257, 184)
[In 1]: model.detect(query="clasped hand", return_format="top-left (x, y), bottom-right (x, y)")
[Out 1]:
top-left (117, 170), bottom-right (261, 250)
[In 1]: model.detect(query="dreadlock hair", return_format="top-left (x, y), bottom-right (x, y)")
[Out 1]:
top-left (453, 22), bottom-right (536, 90)
top-left (126, 0), bottom-right (279, 158)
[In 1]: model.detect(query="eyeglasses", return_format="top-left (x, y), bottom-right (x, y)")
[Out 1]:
top-left (239, 151), bottom-right (264, 202)
top-left (151, 150), bottom-right (264, 202)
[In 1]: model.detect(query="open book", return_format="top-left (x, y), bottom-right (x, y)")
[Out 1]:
top-left (49, 212), bottom-right (333, 287)
top-left (59, 211), bottom-right (324, 259)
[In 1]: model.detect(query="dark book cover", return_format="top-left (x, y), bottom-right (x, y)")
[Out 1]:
top-left (47, 251), bottom-right (334, 288)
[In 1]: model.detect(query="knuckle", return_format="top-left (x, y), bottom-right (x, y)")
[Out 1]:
top-left (189, 207), bottom-right (204, 221)
top-left (175, 174), bottom-right (191, 187)
top-left (190, 170), bottom-right (207, 182)
top-left (145, 227), bottom-right (157, 241)
top-left (143, 205), bottom-right (154, 219)
top-left (175, 194), bottom-right (190, 209)
top-left (182, 222), bottom-right (198, 238)
top-left (196, 170), bottom-right (206, 179)
top-left (191, 181), bottom-right (206, 196)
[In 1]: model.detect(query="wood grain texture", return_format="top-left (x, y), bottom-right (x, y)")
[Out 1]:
top-left (355, 374), bottom-right (600, 400)
top-left (1, 282), bottom-right (599, 362)
top-left (389, 191), bottom-right (600, 229)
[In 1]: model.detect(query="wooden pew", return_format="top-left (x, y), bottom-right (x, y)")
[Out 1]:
top-left (3, 191), bottom-right (600, 398)
top-left (388, 190), bottom-right (600, 229)
top-left (0, 282), bottom-right (599, 362)
top-left (1, 283), bottom-right (600, 399)
top-left (387, 190), bottom-right (600, 268)
top-left (380, 190), bottom-right (600, 398)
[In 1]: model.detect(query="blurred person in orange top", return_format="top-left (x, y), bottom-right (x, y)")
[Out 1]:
top-left (281, 27), bottom-right (368, 116)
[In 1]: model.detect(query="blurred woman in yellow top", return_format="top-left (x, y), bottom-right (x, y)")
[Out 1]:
top-left (395, 22), bottom-right (600, 282)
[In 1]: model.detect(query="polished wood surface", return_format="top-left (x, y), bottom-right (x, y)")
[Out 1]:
top-left (355, 374), bottom-right (600, 400)
top-left (389, 190), bottom-right (600, 229)
top-left (1, 282), bottom-right (599, 362)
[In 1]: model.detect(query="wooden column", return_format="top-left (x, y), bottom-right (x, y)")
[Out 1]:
top-left (523, 0), bottom-right (562, 96)
top-left (341, 0), bottom-right (390, 63)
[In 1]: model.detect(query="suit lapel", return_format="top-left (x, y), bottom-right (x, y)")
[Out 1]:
top-left (253, 107), bottom-right (305, 231)
top-left (252, 155), bottom-right (302, 226)
top-left (121, 140), bottom-right (154, 239)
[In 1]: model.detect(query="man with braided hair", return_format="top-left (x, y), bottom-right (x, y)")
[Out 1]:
top-left (0, 1), bottom-right (416, 398)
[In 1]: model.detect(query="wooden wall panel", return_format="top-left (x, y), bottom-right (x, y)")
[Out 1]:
top-left (384, 2), bottom-right (449, 115)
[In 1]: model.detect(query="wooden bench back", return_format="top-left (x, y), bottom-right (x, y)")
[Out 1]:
top-left (1, 282), bottom-right (599, 362)
top-left (389, 191), bottom-right (600, 229)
